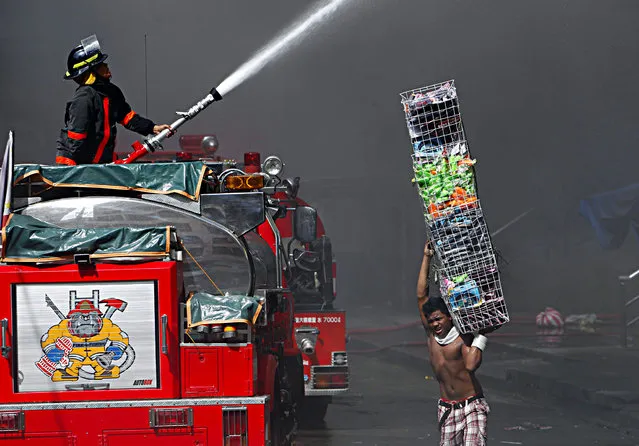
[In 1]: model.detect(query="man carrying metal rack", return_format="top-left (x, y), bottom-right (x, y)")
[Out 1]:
top-left (417, 241), bottom-right (493, 445)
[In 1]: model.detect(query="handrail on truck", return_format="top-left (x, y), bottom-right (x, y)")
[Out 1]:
top-left (617, 268), bottom-right (639, 348)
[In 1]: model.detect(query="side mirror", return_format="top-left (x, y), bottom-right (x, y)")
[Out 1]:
top-left (293, 206), bottom-right (317, 244)
top-left (283, 177), bottom-right (300, 199)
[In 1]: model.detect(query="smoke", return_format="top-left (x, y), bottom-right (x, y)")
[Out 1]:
top-left (2, 0), bottom-right (639, 317)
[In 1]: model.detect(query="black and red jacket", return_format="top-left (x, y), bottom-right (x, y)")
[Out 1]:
top-left (56, 79), bottom-right (155, 165)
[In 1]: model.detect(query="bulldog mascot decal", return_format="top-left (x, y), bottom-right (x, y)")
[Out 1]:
top-left (35, 290), bottom-right (136, 382)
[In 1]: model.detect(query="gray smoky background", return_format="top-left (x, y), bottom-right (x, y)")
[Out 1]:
top-left (2, 0), bottom-right (639, 316)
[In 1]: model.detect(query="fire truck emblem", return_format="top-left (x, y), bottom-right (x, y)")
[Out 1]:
top-left (35, 290), bottom-right (136, 382)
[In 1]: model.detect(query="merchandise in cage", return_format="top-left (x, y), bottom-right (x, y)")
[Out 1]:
top-left (411, 142), bottom-right (476, 222)
top-left (449, 297), bottom-right (510, 334)
top-left (428, 204), bottom-right (495, 270)
top-left (402, 81), bottom-right (466, 156)
top-left (400, 79), bottom-right (509, 333)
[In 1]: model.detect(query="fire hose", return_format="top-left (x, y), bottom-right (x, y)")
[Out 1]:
top-left (78, 345), bottom-right (136, 380)
top-left (116, 88), bottom-right (223, 164)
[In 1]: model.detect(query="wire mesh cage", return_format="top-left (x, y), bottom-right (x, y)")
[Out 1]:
top-left (428, 204), bottom-right (495, 270)
top-left (401, 80), bottom-right (467, 151)
top-left (450, 297), bottom-right (509, 333)
top-left (401, 79), bottom-right (509, 333)
top-left (411, 143), bottom-right (476, 223)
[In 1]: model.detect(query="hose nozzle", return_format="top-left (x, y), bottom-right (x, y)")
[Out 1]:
top-left (295, 327), bottom-right (319, 356)
top-left (210, 88), bottom-right (223, 102)
top-left (299, 338), bottom-right (316, 355)
top-left (118, 86), bottom-right (224, 164)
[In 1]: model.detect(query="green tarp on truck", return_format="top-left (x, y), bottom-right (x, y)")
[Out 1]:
top-left (186, 291), bottom-right (263, 326)
top-left (13, 161), bottom-right (211, 200)
top-left (1, 213), bottom-right (172, 263)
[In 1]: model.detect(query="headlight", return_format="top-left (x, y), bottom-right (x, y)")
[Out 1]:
top-left (262, 156), bottom-right (284, 176)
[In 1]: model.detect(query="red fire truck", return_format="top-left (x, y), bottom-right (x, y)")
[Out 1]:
top-left (0, 150), bottom-right (345, 444)
top-left (2, 160), bottom-right (290, 445)
top-left (119, 134), bottom-right (349, 423)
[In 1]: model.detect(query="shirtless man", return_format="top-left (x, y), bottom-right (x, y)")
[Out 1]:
top-left (417, 242), bottom-right (491, 445)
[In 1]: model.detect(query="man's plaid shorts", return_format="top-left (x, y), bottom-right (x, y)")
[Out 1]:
top-left (437, 396), bottom-right (490, 445)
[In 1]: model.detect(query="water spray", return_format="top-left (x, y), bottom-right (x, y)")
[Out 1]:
top-left (119, 0), bottom-right (351, 164)
top-left (216, 0), bottom-right (350, 97)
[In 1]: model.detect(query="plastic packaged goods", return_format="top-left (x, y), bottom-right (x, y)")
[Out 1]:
top-left (412, 151), bottom-right (477, 221)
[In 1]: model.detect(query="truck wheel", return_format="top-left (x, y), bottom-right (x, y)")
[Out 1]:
top-left (284, 355), bottom-right (304, 409)
top-left (271, 374), bottom-right (282, 445)
top-left (271, 373), bottom-right (293, 446)
top-left (299, 397), bottom-right (330, 427)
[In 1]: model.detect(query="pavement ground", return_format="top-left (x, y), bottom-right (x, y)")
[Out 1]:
top-left (294, 305), bottom-right (639, 445)
top-left (296, 342), bottom-right (639, 445)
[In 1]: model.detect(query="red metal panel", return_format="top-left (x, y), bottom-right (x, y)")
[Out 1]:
top-left (181, 348), bottom-right (219, 397)
top-left (221, 346), bottom-right (254, 396)
top-left (0, 403), bottom-right (267, 445)
top-left (0, 433), bottom-right (73, 445)
top-left (181, 345), bottom-right (254, 397)
top-left (0, 262), bottom-right (180, 404)
top-left (293, 311), bottom-right (347, 381)
top-left (102, 428), bottom-right (207, 445)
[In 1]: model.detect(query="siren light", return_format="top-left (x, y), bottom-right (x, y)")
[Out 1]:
top-left (243, 152), bottom-right (261, 173)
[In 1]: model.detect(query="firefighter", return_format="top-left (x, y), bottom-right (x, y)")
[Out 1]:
top-left (56, 36), bottom-right (171, 165)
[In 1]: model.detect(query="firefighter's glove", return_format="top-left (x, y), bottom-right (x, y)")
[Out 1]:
top-left (46, 348), bottom-right (65, 362)
top-left (106, 346), bottom-right (124, 360)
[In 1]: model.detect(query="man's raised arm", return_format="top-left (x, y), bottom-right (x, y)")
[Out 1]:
top-left (417, 241), bottom-right (434, 329)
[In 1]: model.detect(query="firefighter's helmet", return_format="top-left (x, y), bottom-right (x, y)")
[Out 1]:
top-left (64, 35), bottom-right (108, 80)
top-left (67, 299), bottom-right (103, 317)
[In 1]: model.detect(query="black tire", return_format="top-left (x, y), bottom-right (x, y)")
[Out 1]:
top-left (283, 355), bottom-right (305, 408)
top-left (271, 372), bottom-right (294, 446)
top-left (271, 373), bottom-right (283, 445)
top-left (298, 396), bottom-right (330, 428)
